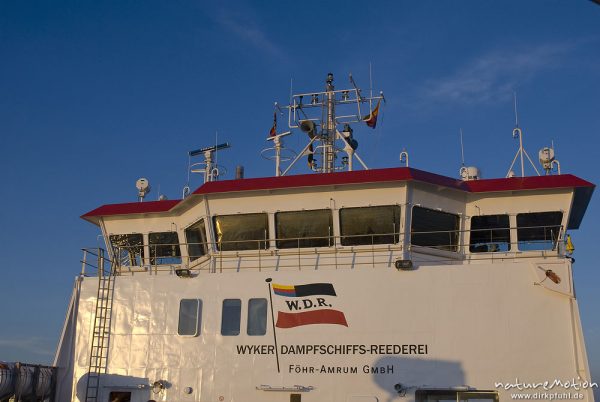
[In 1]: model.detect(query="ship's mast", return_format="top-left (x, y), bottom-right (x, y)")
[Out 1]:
top-left (182, 142), bottom-right (231, 197)
top-left (323, 73), bottom-right (336, 173)
top-left (264, 72), bottom-right (384, 176)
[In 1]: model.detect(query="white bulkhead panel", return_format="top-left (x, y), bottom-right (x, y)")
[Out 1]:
top-left (466, 189), bottom-right (573, 217)
top-left (65, 256), bottom-right (591, 401)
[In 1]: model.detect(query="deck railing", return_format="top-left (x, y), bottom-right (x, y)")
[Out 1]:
top-left (80, 224), bottom-right (569, 276)
top-left (80, 248), bottom-right (117, 277)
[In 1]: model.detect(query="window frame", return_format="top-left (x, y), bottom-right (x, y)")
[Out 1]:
top-left (221, 298), bottom-right (242, 336)
top-left (410, 206), bottom-right (460, 252)
top-left (148, 231), bottom-right (182, 265)
top-left (109, 233), bottom-right (145, 267)
top-left (247, 298), bottom-right (268, 336)
top-left (213, 213), bottom-right (270, 251)
top-left (339, 205), bottom-right (401, 246)
top-left (184, 219), bottom-right (209, 262)
top-left (275, 209), bottom-right (333, 249)
top-left (108, 391), bottom-right (132, 402)
top-left (177, 299), bottom-right (202, 337)
top-left (469, 214), bottom-right (511, 253)
top-left (516, 211), bottom-right (563, 251)
top-left (415, 389), bottom-right (499, 402)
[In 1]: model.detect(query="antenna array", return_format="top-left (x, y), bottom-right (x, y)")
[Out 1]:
top-left (263, 73), bottom-right (384, 176)
top-left (182, 143), bottom-right (231, 198)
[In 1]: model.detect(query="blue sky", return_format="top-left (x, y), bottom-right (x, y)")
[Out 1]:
top-left (1, 0), bottom-right (599, 391)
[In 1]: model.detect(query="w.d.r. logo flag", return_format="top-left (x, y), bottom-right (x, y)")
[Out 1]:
top-left (272, 282), bottom-right (348, 328)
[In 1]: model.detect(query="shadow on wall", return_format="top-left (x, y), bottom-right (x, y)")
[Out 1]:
top-left (76, 373), bottom-right (151, 402)
top-left (370, 356), bottom-right (465, 402)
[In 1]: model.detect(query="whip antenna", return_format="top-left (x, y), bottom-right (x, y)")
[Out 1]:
top-left (506, 93), bottom-right (540, 177)
top-left (460, 128), bottom-right (465, 167)
top-left (513, 91), bottom-right (519, 127)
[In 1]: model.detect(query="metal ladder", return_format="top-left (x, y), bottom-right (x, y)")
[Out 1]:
top-left (84, 248), bottom-right (116, 402)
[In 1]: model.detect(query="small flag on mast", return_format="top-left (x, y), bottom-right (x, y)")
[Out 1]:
top-left (272, 283), bottom-right (337, 297)
top-left (269, 111), bottom-right (277, 137)
top-left (307, 143), bottom-right (314, 167)
top-left (566, 235), bottom-right (575, 254)
top-left (363, 99), bottom-right (381, 129)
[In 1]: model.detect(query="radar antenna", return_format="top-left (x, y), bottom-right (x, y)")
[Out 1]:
top-left (182, 143), bottom-right (231, 197)
top-left (267, 72), bottom-right (384, 176)
top-left (506, 93), bottom-right (540, 178)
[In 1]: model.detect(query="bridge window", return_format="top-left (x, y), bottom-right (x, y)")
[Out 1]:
top-left (221, 299), bottom-right (242, 336)
top-left (109, 234), bottom-right (144, 266)
top-left (213, 213), bottom-right (269, 251)
top-left (340, 205), bottom-right (401, 246)
top-left (411, 207), bottom-right (460, 252)
top-left (178, 299), bottom-right (202, 336)
top-left (185, 219), bottom-right (208, 261)
top-left (517, 211), bottom-right (563, 251)
top-left (469, 214), bottom-right (511, 252)
top-left (275, 209), bottom-right (333, 248)
top-left (149, 232), bottom-right (181, 265)
top-left (247, 298), bottom-right (268, 336)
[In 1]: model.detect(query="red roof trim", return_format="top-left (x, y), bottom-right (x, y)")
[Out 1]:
top-left (82, 200), bottom-right (180, 222)
top-left (464, 174), bottom-right (594, 193)
top-left (192, 167), bottom-right (419, 195)
top-left (81, 168), bottom-right (595, 221)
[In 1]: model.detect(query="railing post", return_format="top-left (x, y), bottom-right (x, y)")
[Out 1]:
top-left (81, 249), bottom-right (88, 276)
top-left (98, 247), bottom-right (104, 278)
top-left (100, 248), bottom-right (106, 276)
top-left (372, 234), bottom-right (375, 268)
top-left (335, 235), bottom-right (338, 270)
top-left (112, 246), bottom-right (119, 274)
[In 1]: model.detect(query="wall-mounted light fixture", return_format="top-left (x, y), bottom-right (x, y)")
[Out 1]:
top-left (395, 259), bottom-right (414, 270)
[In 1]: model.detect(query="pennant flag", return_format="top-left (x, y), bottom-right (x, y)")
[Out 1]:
top-left (269, 111), bottom-right (277, 137)
top-left (272, 282), bottom-right (347, 328)
top-left (363, 99), bottom-right (381, 129)
top-left (276, 309), bottom-right (348, 328)
top-left (272, 282), bottom-right (336, 297)
top-left (566, 235), bottom-right (575, 254)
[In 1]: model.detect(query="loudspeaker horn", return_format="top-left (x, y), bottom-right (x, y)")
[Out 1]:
top-left (299, 120), bottom-right (316, 138)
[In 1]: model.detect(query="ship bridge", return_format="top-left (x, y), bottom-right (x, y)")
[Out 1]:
top-left (54, 72), bottom-right (598, 402)
top-left (80, 167), bottom-right (594, 275)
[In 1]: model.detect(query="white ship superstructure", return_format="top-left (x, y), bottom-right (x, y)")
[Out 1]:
top-left (8, 74), bottom-right (595, 402)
